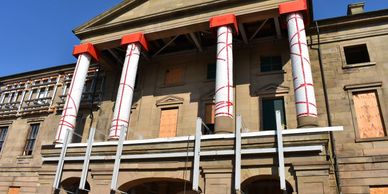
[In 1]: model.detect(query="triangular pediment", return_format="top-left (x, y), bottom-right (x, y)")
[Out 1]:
top-left (255, 84), bottom-right (289, 95)
top-left (156, 95), bottom-right (184, 107)
top-left (74, 0), bottom-right (225, 34)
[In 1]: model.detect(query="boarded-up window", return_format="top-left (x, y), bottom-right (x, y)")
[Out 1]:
top-left (205, 103), bottom-right (215, 134)
top-left (165, 67), bottom-right (184, 86)
top-left (353, 91), bottom-right (385, 138)
top-left (370, 186), bottom-right (388, 194)
top-left (8, 187), bottom-right (20, 194)
top-left (159, 108), bottom-right (178, 137)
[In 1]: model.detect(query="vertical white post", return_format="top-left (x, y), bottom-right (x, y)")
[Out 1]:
top-left (79, 127), bottom-right (96, 191)
top-left (17, 82), bottom-right (28, 113)
top-left (49, 75), bottom-right (61, 107)
top-left (286, 12), bottom-right (317, 123)
top-left (110, 125), bottom-right (127, 192)
top-left (276, 110), bottom-right (286, 192)
top-left (55, 53), bottom-right (92, 143)
top-left (192, 117), bottom-right (202, 192)
top-left (234, 115), bottom-right (242, 192)
top-left (109, 43), bottom-right (141, 140)
top-left (53, 128), bottom-right (71, 190)
top-left (215, 25), bottom-right (234, 120)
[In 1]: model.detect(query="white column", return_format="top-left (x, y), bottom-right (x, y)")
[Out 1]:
top-left (109, 43), bottom-right (141, 139)
top-left (55, 53), bottom-right (92, 143)
top-left (215, 25), bottom-right (234, 119)
top-left (286, 12), bottom-right (317, 122)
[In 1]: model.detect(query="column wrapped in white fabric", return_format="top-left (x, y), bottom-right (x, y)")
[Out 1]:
top-left (109, 43), bottom-right (141, 139)
top-left (55, 53), bottom-right (91, 143)
top-left (215, 25), bottom-right (234, 119)
top-left (286, 12), bottom-right (317, 119)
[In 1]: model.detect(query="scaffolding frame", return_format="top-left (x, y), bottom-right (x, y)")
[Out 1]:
top-left (49, 114), bottom-right (342, 194)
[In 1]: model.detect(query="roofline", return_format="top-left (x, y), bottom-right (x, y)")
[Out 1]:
top-left (313, 8), bottom-right (388, 28)
top-left (0, 63), bottom-right (76, 81)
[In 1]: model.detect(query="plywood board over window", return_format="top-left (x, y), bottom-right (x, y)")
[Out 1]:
top-left (159, 108), bottom-right (178, 138)
top-left (370, 186), bottom-right (388, 194)
top-left (205, 103), bottom-right (215, 124)
top-left (353, 91), bottom-right (386, 138)
top-left (8, 187), bottom-right (20, 194)
top-left (165, 67), bottom-right (184, 86)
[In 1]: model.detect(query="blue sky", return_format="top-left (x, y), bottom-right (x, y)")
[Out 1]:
top-left (0, 0), bottom-right (387, 77)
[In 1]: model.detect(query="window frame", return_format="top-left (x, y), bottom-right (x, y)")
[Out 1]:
top-left (22, 123), bottom-right (40, 156)
top-left (259, 55), bottom-right (283, 73)
top-left (206, 63), bottom-right (216, 80)
top-left (340, 42), bottom-right (376, 69)
top-left (0, 126), bottom-right (9, 154)
top-left (345, 82), bottom-right (388, 142)
top-left (155, 96), bottom-right (184, 137)
top-left (260, 97), bottom-right (287, 131)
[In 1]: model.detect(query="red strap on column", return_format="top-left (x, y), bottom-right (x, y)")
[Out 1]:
top-left (209, 14), bottom-right (239, 35)
top-left (72, 43), bottom-right (99, 62)
top-left (121, 32), bottom-right (149, 51)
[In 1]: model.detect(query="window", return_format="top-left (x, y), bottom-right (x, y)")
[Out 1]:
top-left (260, 56), bottom-right (282, 72)
top-left (204, 103), bottom-right (215, 134)
top-left (206, 63), bottom-right (216, 80)
top-left (370, 186), bottom-right (388, 194)
top-left (0, 127), bottom-right (8, 152)
top-left (159, 108), bottom-right (178, 138)
top-left (164, 67), bottom-right (184, 86)
top-left (344, 44), bottom-right (370, 65)
top-left (23, 124), bottom-right (40, 155)
top-left (352, 91), bottom-right (385, 139)
top-left (262, 98), bottom-right (286, 130)
top-left (72, 114), bottom-right (86, 143)
top-left (7, 187), bottom-right (20, 194)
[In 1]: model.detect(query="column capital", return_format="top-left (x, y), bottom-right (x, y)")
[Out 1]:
top-left (121, 32), bottom-right (149, 51)
top-left (72, 43), bottom-right (99, 62)
top-left (209, 14), bottom-right (238, 35)
top-left (278, 0), bottom-right (307, 15)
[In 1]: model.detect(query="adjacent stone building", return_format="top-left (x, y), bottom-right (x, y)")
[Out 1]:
top-left (0, 0), bottom-right (387, 194)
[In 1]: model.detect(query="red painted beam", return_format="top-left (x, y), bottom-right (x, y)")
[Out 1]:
top-left (72, 43), bottom-right (99, 62)
top-left (279, 0), bottom-right (307, 15)
top-left (209, 14), bottom-right (239, 35)
top-left (121, 32), bottom-right (149, 51)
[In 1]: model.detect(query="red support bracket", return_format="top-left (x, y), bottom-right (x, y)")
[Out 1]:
top-left (72, 43), bottom-right (99, 62)
top-left (121, 32), bottom-right (149, 52)
top-left (278, 0), bottom-right (310, 25)
top-left (209, 14), bottom-right (239, 35)
top-left (279, 0), bottom-right (307, 15)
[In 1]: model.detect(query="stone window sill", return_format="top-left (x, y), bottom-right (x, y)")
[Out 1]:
top-left (355, 136), bottom-right (388, 143)
top-left (160, 82), bottom-right (185, 88)
top-left (256, 70), bottom-right (286, 76)
top-left (343, 61), bottom-right (376, 69)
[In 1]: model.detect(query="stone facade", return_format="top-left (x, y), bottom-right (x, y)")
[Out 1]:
top-left (0, 0), bottom-right (387, 194)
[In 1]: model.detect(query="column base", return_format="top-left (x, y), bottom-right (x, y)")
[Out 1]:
top-left (215, 116), bottom-right (234, 133)
top-left (297, 116), bottom-right (318, 128)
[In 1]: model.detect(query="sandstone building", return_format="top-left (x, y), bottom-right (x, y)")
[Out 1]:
top-left (0, 0), bottom-right (387, 194)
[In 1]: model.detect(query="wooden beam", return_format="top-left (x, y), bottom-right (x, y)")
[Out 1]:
top-left (249, 18), bottom-right (269, 40)
top-left (274, 17), bottom-right (282, 39)
top-left (189, 32), bottom-right (203, 52)
top-left (238, 23), bottom-right (249, 44)
top-left (152, 35), bottom-right (179, 57)
top-left (107, 49), bottom-right (124, 65)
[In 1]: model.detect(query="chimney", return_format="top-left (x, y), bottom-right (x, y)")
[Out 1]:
top-left (347, 2), bottom-right (365, 15)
